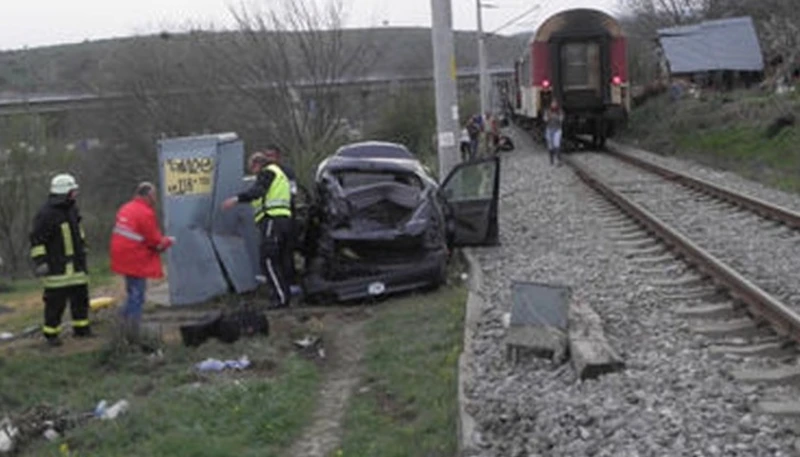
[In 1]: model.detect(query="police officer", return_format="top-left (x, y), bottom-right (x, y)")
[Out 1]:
top-left (262, 146), bottom-right (299, 289)
top-left (29, 173), bottom-right (92, 346)
top-left (222, 151), bottom-right (293, 308)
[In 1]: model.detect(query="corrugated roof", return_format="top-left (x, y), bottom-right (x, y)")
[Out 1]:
top-left (658, 16), bottom-right (764, 74)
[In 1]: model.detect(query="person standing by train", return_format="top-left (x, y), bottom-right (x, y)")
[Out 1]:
top-left (544, 100), bottom-right (564, 165)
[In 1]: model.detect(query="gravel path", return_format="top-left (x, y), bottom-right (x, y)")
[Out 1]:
top-left (462, 129), bottom-right (800, 456)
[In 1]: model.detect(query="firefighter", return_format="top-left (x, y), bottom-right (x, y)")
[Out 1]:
top-left (222, 151), bottom-right (293, 308)
top-left (29, 173), bottom-right (92, 346)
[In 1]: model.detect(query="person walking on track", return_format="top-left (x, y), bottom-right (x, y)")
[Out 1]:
top-left (110, 182), bottom-right (174, 346)
top-left (29, 173), bottom-right (92, 347)
top-left (222, 151), bottom-right (293, 309)
top-left (544, 100), bottom-right (564, 165)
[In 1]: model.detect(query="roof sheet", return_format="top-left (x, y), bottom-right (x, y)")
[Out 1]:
top-left (658, 16), bottom-right (764, 73)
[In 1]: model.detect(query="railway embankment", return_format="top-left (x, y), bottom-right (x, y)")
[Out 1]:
top-left (458, 125), bottom-right (800, 456)
top-left (621, 90), bottom-right (799, 192)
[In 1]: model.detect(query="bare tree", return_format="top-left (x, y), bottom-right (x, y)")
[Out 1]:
top-left (221, 0), bottom-right (381, 184)
top-left (0, 115), bottom-right (72, 277)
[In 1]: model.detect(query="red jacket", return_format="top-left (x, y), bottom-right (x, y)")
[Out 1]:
top-left (110, 197), bottom-right (173, 279)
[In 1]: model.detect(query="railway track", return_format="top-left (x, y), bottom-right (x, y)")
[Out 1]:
top-left (459, 127), bottom-right (800, 455)
top-left (565, 150), bottom-right (800, 345)
top-left (562, 146), bottom-right (800, 412)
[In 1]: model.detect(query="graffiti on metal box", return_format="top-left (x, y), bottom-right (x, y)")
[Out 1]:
top-left (164, 157), bottom-right (215, 196)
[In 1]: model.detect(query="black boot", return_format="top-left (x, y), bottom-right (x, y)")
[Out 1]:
top-left (74, 326), bottom-right (95, 338)
top-left (45, 335), bottom-right (63, 347)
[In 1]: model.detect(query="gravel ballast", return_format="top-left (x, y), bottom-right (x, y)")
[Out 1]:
top-left (461, 129), bottom-right (800, 456)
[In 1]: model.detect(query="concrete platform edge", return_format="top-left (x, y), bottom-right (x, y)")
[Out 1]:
top-left (458, 248), bottom-right (484, 456)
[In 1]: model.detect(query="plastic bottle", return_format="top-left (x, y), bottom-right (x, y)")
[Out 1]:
top-left (102, 400), bottom-right (130, 420)
top-left (94, 400), bottom-right (108, 418)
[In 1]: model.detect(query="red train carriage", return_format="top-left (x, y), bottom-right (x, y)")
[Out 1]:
top-left (510, 8), bottom-right (630, 148)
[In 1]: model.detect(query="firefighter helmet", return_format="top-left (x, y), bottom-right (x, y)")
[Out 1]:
top-left (50, 173), bottom-right (79, 195)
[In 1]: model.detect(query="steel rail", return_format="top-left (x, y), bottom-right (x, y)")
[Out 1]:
top-left (564, 154), bottom-right (800, 344)
top-left (605, 142), bottom-right (800, 228)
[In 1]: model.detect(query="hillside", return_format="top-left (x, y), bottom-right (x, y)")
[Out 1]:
top-left (0, 27), bottom-right (530, 94)
top-left (621, 89), bottom-right (800, 191)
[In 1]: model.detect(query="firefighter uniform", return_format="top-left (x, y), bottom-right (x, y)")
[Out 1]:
top-left (237, 163), bottom-right (293, 308)
top-left (30, 174), bottom-right (92, 344)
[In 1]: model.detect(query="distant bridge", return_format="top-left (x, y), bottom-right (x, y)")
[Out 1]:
top-left (0, 67), bottom-right (514, 117)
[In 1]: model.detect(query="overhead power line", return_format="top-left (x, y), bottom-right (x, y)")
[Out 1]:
top-left (490, 3), bottom-right (542, 34)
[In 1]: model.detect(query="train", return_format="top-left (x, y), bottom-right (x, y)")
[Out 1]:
top-left (506, 8), bottom-right (631, 148)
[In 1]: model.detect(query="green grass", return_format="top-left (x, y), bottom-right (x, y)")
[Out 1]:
top-left (676, 124), bottom-right (800, 191)
top-left (623, 90), bottom-right (800, 192)
top-left (0, 257), bottom-right (116, 333)
top-left (336, 281), bottom-right (468, 457)
top-left (3, 336), bottom-right (319, 457)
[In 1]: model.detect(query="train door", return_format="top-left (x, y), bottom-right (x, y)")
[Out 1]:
top-left (553, 38), bottom-right (608, 109)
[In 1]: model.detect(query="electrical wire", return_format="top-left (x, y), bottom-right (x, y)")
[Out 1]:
top-left (489, 3), bottom-right (542, 34)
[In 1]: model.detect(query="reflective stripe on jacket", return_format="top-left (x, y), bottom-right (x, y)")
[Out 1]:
top-left (29, 195), bottom-right (88, 289)
top-left (110, 197), bottom-right (172, 279)
top-left (252, 164), bottom-right (291, 222)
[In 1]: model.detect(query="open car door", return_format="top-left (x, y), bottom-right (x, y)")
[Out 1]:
top-left (441, 156), bottom-right (500, 246)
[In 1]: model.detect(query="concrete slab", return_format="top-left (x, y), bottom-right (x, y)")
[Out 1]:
top-left (615, 238), bottom-right (660, 250)
top-left (637, 264), bottom-right (683, 275)
top-left (506, 326), bottom-right (567, 363)
top-left (676, 304), bottom-right (737, 319)
top-left (757, 401), bottom-right (800, 417)
top-left (709, 342), bottom-right (794, 359)
top-left (651, 274), bottom-right (707, 288)
top-left (631, 254), bottom-right (677, 266)
top-left (730, 366), bottom-right (800, 385)
top-left (692, 319), bottom-right (767, 339)
top-left (457, 248), bottom-right (483, 457)
top-left (625, 245), bottom-right (666, 258)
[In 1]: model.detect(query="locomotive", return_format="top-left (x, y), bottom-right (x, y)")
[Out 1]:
top-left (508, 8), bottom-right (630, 148)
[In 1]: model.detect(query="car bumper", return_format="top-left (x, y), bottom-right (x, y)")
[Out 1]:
top-left (302, 249), bottom-right (448, 302)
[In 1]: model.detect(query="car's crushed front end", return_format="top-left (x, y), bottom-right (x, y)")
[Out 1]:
top-left (302, 146), bottom-right (449, 302)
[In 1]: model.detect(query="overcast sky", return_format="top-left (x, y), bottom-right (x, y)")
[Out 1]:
top-left (2, 0), bottom-right (623, 51)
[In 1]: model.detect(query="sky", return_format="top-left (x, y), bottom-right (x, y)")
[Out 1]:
top-left (1, 0), bottom-right (623, 51)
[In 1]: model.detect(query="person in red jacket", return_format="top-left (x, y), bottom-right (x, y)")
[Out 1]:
top-left (110, 182), bottom-right (174, 344)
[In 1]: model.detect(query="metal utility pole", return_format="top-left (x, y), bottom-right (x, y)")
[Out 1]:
top-left (430, 0), bottom-right (460, 179)
top-left (476, 0), bottom-right (492, 117)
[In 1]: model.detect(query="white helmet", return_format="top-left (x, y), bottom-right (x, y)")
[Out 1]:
top-left (50, 173), bottom-right (79, 195)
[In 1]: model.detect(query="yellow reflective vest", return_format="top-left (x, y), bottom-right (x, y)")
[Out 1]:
top-left (252, 164), bottom-right (292, 223)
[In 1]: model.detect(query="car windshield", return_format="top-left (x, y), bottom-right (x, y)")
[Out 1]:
top-left (335, 170), bottom-right (422, 190)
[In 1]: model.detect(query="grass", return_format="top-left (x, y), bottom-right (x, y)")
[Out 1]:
top-left (622, 89), bottom-right (800, 192)
top-left (336, 278), bottom-right (468, 457)
top-left (0, 257), bottom-right (117, 333)
top-left (2, 325), bottom-right (320, 457)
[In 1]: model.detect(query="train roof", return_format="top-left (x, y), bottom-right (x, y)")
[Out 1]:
top-left (527, 8), bottom-right (624, 45)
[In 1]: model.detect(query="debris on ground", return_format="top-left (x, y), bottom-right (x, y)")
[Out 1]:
top-left (180, 308), bottom-right (269, 348)
top-left (0, 417), bottom-right (18, 453)
top-left (89, 296), bottom-right (117, 311)
top-left (195, 356), bottom-right (251, 372)
top-left (2, 404), bottom-right (94, 454)
top-left (93, 400), bottom-right (130, 420)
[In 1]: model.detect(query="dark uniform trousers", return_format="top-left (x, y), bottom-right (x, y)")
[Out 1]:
top-left (259, 216), bottom-right (293, 307)
top-left (44, 284), bottom-right (91, 337)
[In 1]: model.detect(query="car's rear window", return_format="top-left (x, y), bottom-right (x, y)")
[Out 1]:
top-left (335, 171), bottom-right (423, 189)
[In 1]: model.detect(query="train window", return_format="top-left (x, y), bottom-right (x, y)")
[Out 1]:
top-left (561, 42), bottom-right (601, 92)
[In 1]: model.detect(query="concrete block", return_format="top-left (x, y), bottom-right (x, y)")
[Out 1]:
top-left (692, 319), bottom-right (766, 339)
top-left (730, 366), bottom-right (800, 385)
top-left (709, 342), bottom-right (793, 359)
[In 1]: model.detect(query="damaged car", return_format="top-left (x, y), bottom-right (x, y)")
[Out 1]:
top-left (297, 141), bottom-right (500, 302)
